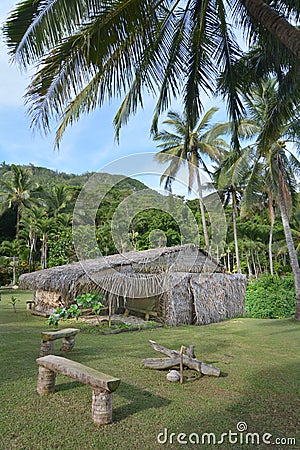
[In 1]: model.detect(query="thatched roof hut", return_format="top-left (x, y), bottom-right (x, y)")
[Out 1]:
top-left (20, 244), bottom-right (246, 324)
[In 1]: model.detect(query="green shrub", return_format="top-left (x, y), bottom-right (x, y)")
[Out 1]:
top-left (48, 292), bottom-right (105, 326)
top-left (245, 274), bottom-right (295, 318)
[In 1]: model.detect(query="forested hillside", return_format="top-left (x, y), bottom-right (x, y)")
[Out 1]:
top-left (0, 163), bottom-right (150, 284)
top-left (0, 163), bottom-right (299, 288)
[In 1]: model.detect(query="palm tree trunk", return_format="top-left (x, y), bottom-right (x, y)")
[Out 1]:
top-left (16, 206), bottom-right (21, 237)
top-left (195, 168), bottom-right (210, 253)
top-left (242, 0), bottom-right (300, 58)
top-left (12, 256), bottom-right (17, 285)
top-left (256, 250), bottom-right (262, 275)
top-left (269, 222), bottom-right (274, 275)
top-left (268, 192), bottom-right (275, 275)
top-left (232, 192), bottom-right (241, 273)
top-left (29, 233), bottom-right (36, 272)
top-left (251, 250), bottom-right (258, 279)
top-left (278, 181), bottom-right (300, 321)
top-left (41, 235), bottom-right (48, 269)
top-left (246, 253), bottom-right (253, 278)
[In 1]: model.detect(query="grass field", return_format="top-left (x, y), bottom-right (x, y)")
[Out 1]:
top-left (0, 289), bottom-right (299, 450)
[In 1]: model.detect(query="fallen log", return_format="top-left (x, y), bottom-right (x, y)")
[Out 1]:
top-left (145, 340), bottom-right (220, 377)
top-left (142, 357), bottom-right (181, 370)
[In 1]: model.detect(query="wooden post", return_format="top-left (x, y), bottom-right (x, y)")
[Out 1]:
top-left (92, 389), bottom-right (113, 425)
top-left (179, 346), bottom-right (183, 385)
top-left (37, 366), bottom-right (56, 394)
top-left (39, 340), bottom-right (54, 357)
top-left (60, 336), bottom-right (76, 352)
top-left (26, 300), bottom-right (35, 310)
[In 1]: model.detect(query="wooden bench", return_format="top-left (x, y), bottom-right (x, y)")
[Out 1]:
top-left (124, 306), bottom-right (158, 321)
top-left (36, 355), bottom-right (120, 424)
top-left (39, 328), bottom-right (79, 357)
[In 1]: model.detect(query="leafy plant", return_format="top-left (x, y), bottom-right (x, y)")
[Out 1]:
top-left (48, 293), bottom-right (105, 326)
top-left (246, 274), bottom-right (296, 318)
top-left (10, 295), bottom-right (19, 313)
top-left (75, 293), bottom-right (105, 325)
top-left (48, 307), bottom-right (69, 326)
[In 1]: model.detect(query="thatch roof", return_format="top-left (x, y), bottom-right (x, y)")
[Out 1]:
top-left (19, 244), bottom-right (224, 303)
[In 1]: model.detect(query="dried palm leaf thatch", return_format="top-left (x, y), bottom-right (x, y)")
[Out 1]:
top-left (19, 244), bottom-right (224, 312)
top-left (165, 273), bottom-right (194, 326)
top-left (19, 244), bottom-right (245, 324)
top-left (164, 273), bottom-right (246, 326)
top-left (191, 273), bottom-right (246, 325)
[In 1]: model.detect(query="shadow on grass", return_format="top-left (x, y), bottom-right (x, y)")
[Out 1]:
top-left (55, 379), bottom-right (170, 422)
top-left (173, 361), bottom-right (300, 449)
top-left (255, 318), bottom-right (299, 327)
top-left (114, 381), bottom-right (171, 422)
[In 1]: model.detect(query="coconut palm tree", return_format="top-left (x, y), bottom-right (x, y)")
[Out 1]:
top-left (213, 153), bottom-right (248, 273)
top-left (20, 207), bottom-right (54, 270)
top-left (0, 239), bottom-right (20, 285)
top-left (19, 207), bottom-right (41, 271)
top-left (3, 1), bottom-right (300, 146)
top-left (230, 79), bottom-right (300, 320)
top-left (154, 108), bottom-right (230, 252)
top-left (37, 216), bottom-right (53, 269)
top-left (42, 184), bottom-right (75, 218)
top-left (0, 165), bottom-right (39, 237)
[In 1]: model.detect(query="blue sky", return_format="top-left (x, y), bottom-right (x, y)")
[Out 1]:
top-left (0, 0), bottom-right (227, 195)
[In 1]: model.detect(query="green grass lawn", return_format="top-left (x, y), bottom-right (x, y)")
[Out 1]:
top-left (0, 290), bottom-right (299, 450)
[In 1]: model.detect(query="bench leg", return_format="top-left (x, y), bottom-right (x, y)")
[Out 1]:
top-left (92, 389), bottom-right (113, 425)
top-left (60, 336), bottom-right (76, 352)
top-left (37, 366), bottom-right (56, 395)
top-left (39, 340), bottom-right (54, 357)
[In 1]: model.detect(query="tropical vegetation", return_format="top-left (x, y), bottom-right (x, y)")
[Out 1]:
top-left (1, 1), bottom-right (300, 320)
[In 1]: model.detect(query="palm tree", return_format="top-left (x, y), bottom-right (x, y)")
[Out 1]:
top-left (0, 165), bottom-right (39, 236)
top-left (37, 216), bottom-right (53, 269)
top-left (232, 79), bottom-right (300, 320)
top-left (236, 161), bottom-right (277, 276)
top-left (3, 1), bottom-right (300, 146)
top-left (154, 108), bottom-right (229, 252)
top-left (214, 155), bottom-right (246, 273)
top-left (0, 239), bottom-right (20, 285)
top-left (42, 184), bottom-right (75, 218)
top-left (19, 207), bottom-right (40, 271)
top-left (20, 207), bottom-right (54, 270)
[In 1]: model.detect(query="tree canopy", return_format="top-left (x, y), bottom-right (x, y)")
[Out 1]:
top-left (3, 0), bottom-right (300, 146)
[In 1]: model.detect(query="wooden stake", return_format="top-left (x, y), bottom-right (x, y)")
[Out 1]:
top-left (179, 346), bottom-right (183, 385)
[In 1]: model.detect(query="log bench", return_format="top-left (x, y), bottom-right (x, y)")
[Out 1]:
top-left (124, 306), bottom-right (158, 321)
top-left (36, 355), bottom-right (121, 424)
top-left (39, 328), bottom-right (79, 357)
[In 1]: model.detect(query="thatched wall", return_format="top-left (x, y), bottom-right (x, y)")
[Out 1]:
top-left (166, 273), bottom-right (194, 325)
top-left (33, 290), bottom-right (62, 315)
top-left (166, 273), bottom-right (246, 326)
